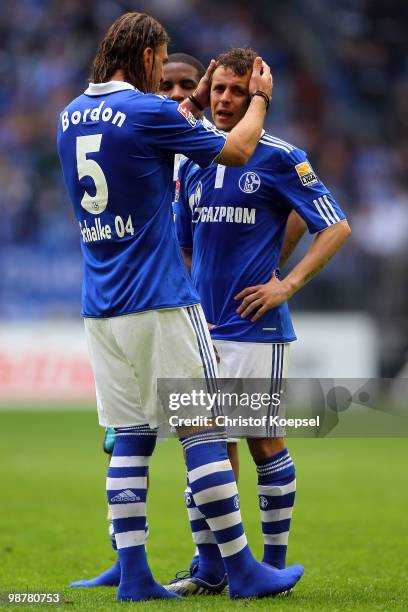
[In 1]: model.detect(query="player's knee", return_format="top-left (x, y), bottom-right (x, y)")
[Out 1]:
top-left (227, 441), bottom-right (239, 481)
top-left (246, 437), bottom-right (285, 461)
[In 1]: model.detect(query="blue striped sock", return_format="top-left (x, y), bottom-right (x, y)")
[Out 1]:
top-left (257, 448), bottom-right (296, 569)
top-left (107, 425), bottom-right (179, 601)
top-left (108, 518), bottom-right (117, 551)
top-left (107, 426), bottom-right (155, 581)
top-left (108, 515), bottom-right (149, 550)
top-left (181, 431), bottom-right (256, 582)
top-left (184, 480), bottom-right (225, 582)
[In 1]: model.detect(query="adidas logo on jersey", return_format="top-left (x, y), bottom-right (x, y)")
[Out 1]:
top-left (111, 489), bottom-right (141, 503)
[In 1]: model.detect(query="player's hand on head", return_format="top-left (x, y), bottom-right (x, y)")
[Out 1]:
top-left (192, 59), bottom-right (217, 109)
top-left (234, 272), bottom-right (290, 322)
top-left (249, 57), bottom-right (272, 102)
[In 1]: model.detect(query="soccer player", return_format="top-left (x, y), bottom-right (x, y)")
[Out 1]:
top-left (69, 51), bottom-right (210, 592)
top-left (70, 51), bottom-right (302, 592)
top-left (57, 12), bottom-right (303, 602)
top-left (70, 51), bottom-right (243, 592)
top-left (168, 47), bottom-right (351, 596)
top-left (160, 53), bottom-right (206, 103)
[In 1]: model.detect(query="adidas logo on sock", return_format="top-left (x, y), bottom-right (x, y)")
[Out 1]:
top-left (111, 489), bottom-right (141, 503)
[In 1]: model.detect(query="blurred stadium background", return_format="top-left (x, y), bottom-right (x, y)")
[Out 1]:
top-left (1, 3), bottom-right (407, 609)
top-left (1, 0), bottom-right (407, 399)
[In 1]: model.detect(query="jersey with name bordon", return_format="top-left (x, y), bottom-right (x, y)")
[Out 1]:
top-left (176, 131), bottom-right (346, 343)
top-left (57, 81), bottom-right (226, 318)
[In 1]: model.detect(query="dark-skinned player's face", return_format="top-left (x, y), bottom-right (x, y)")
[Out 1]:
top-left (158, 62), bottom-right (200, 102)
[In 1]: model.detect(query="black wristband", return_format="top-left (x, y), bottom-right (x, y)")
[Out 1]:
top-left (188, 94), bottom-right (204, 111)
top-left (251, 90), bottom-right (270, 112)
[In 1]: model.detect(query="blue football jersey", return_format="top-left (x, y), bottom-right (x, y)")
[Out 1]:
top-left (57, 81), bottom-right (226, 317)
top-left (176, 131), bottom-right (346, 343)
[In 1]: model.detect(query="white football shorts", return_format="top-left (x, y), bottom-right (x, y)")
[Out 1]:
top-left (213, 340), bottom-right (291, 438)
top-left (84, 304), bottom-right (218, 429)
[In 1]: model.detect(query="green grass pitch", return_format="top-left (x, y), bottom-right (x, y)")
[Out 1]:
top-left (1, 409), bottom-right (407, 611)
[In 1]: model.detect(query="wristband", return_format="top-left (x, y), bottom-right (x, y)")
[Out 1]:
top-left (188, 94), bottom-right (204, 111)
top-left (251, 90), bottom-right (270, 112)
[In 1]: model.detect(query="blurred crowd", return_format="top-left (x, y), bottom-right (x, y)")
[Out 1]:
top-left (0, 0), bottom-right (407, 375)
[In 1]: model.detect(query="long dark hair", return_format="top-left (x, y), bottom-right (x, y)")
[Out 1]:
top-left (91, 12), bottom-right (169, 92)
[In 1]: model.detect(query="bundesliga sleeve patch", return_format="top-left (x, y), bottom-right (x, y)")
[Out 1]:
top-left (295, 161), bottom-right (319, 187)
top-left (174, 177), bottom-right (180, 202)
top-left (177, 104), bottom-right (197, 127)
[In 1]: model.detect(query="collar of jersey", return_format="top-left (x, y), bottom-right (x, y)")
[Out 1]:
top-left (84, 81), bottom-right (137, 96)
top-left (202, 117), bottom-right (264, 140)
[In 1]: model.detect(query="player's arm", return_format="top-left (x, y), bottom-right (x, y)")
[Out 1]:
top-left (175, 159), bottom-right (194, 275)
top-left (181, 247), bottom-right (192, 273)
top-left (181, 57), bottom-right (273, 166)
top-left (180, 59), bottom-right (217, 118)
top-left (215, 58), bottom-right (272, 166)
top-left (146, 60), bottom-right (270, 169)
top-left (235, 220), bottom-right (351, 321)
top-left (282, 219), bottom-right (351, 292)
top-left (279, 210), bottom-right (307, 268)
top-left (235, 148), bottom-right (350, 321)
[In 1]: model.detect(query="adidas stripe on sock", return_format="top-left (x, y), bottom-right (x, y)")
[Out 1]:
top-left (256, 448), bottom-right (296, 569)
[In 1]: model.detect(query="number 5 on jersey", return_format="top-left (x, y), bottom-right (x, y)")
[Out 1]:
top-left (76, 134), bottom-right (108, 214)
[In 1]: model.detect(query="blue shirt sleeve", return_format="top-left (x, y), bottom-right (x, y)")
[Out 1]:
top-left (274, 148), bottom-right (346, 234)
top-left (135, 95), bottom-right (226, 169)
top-left (175, 159), bottom-right (194, 249)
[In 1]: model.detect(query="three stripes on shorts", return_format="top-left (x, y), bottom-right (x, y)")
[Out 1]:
top-left (186, 305), bottom-right (220, 414)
